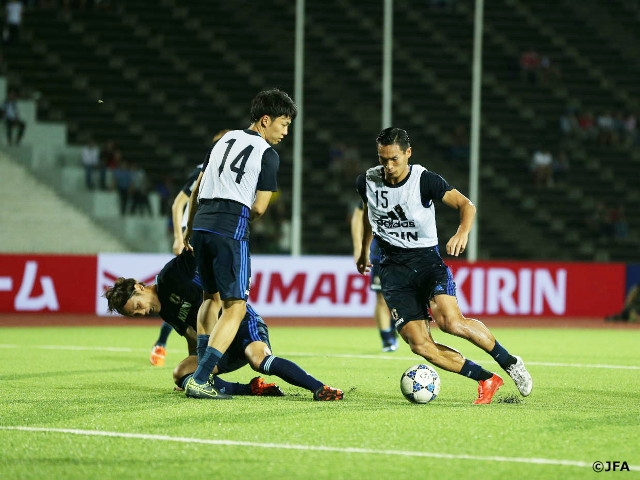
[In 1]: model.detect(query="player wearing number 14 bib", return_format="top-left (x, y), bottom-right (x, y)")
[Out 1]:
top-left (183, 89), bottom-right (298, 399)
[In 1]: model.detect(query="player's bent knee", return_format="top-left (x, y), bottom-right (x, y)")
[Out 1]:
top-left (173, 356), bottom-right (197, 385)
top-left (245, 342), bottom-right (271, 370)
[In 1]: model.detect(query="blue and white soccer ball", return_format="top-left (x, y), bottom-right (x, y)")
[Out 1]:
top-left (400, 364), bottom-right (441, 404)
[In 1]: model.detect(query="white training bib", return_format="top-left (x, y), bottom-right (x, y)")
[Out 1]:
top-left (365, 164), bottom-right (439, 248)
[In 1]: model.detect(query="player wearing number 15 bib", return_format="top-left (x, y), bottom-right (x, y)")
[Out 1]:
top-left (182, 89), bottom-right (297, 399)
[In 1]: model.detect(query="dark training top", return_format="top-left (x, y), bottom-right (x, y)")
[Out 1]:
top-left (154, 251), bottom-right (266, 340)
top-left (155, 251), bottom-right (202, 336)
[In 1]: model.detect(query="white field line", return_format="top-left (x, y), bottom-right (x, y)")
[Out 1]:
top-left (0, 344), bottom-right (146, 352)
top-left (2, 426), bottom-right (637, 471)
top-left (0, 344), bottom-right (639, 370)
top-left (284, 352), bottom-right (640, 370)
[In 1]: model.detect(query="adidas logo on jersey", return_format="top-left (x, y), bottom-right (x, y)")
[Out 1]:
top-left (376, 204), bottom-right (416, 228)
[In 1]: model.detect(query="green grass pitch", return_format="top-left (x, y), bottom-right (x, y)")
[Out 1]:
top-left (1, 324), bottom-right (639, 479)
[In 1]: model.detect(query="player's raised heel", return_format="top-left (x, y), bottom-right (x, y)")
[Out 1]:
top-left (313, 385), bottom-right (344, 401)
top-left (506, 356), bottom-right (533, 396)
top-left (185, 376), bottom-right (232, 399)
top-left (473, 373), bottom-right (503, 405)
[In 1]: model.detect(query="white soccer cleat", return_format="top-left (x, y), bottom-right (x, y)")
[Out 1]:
top-left (506, 356), bottom-right (533, 396)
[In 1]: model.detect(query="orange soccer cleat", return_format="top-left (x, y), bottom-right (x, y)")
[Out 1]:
top-left (313, 385), bottom-right (344, 401)
top-left (473, 373), bottom-right (504, 405)
top-left (149, 345), bottom-right (166, 367)
top-left (250, 377), bottom-right (285, 396)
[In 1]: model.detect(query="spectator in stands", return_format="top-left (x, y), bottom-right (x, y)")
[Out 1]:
top-left (559, 109), bottom-right (579, 138)
top-left (596, 110), bottom-right (616, 146)
top-left (448, 124), bottom-right (470, 162)
top-left (2, 87), bottom-right (26, 145)
top-left (129, 162), bottom-right (152, 216)
top-left (100, 139), bottom-right (118, 169)
top-left (273, 198), bottom-right (292, 254)
top-left (538, 55), bottom-right (562, 84)
top-left (519, 47), bottom-right (540, 83)
top-left (612, 110), bottom-right (626, 143)
top-left (110, 154), bottom-right (132, 216)
top-left (623, 111), bottom-right (638, 147)
top-left (81, 138), bottom-right (102, 190)
top-left (530, 148), bottom-right (553, 188)
top-left (607, 204), bottom-right (628, 240)
top-left (586, 201), bottom-right (613, 239)
top-left (3, 0), bottom-right (23, 45)
top-left (577, 110), bottom-right (597, 140)
top-left (552, 150), bottom-right (570, 183)
top-left (99, 139), bottom-right (118, 189)
top-left (155, 174), bottom-right (175, 217)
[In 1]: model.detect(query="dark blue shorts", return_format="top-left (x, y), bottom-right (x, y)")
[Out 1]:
top-left (217, 307), bottom-right (271, 374)
top-left (380, 246), bottom-right (456, 331)
top-left (370, 264), bottom-right (382, 292)
top-left (192, 229), bottom-right (251, 300)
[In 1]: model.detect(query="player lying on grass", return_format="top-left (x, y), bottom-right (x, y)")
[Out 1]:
top-left (103, 250), bottom-right (343, 401)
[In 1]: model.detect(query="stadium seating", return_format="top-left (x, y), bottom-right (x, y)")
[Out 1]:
top-left (3, 0), bottom-right (638, 260)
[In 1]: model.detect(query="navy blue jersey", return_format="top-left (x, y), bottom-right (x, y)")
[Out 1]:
top-left (155, 250), bottom-right (263, 337)
top-left (155, 251), bottom-right (202, 336)
top-left (181, 165), bottom-right (202, 196)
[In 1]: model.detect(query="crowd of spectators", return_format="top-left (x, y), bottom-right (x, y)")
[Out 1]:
top-left (560, 108), bottom-right (639, 148)
top-left (80, 138), bottom-right (151, 216)
top-left (517, 47), bottom-right (563, 85)
top-left (586, 201), bottom-right (629, 241)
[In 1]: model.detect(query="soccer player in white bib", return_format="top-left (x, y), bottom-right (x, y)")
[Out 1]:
top-left (356, 127), bottom-right (532, 404)
top-left (182, 89), bottom-right (299, 399)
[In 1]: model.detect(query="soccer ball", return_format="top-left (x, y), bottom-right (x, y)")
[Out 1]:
top-left (400, 364), bottom-right (441, 404)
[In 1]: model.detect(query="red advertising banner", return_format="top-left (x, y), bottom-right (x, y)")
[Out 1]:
top-left (0, 254), bottom-right (97, 313)
top-left (446, 260), bottom-right (626, 317)
top-left (0, 254), bottom-right (628, 317)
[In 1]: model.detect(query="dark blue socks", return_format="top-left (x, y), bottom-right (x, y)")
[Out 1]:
top-left (155, 321), bottom-right (173, 346)
top-left (459, 359), bottom-right (493, 381)
top-left (259, 355), bottom-right (323, 392)
top-left (489, 341), bottom-right (516, 369)
top-left (193, 346), bottom-right (223, 384)
top-left (197, 334), bottom-right (209, 362)
top-left (210, 376), bottom-right (251, 395)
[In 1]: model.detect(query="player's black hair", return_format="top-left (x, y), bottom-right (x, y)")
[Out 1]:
top-left (376, 127), bottom-right (411, 152)
top-left (250, 88), bottom-right (298, 122)
top-left (103, 277), bottom-right (142, 316)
